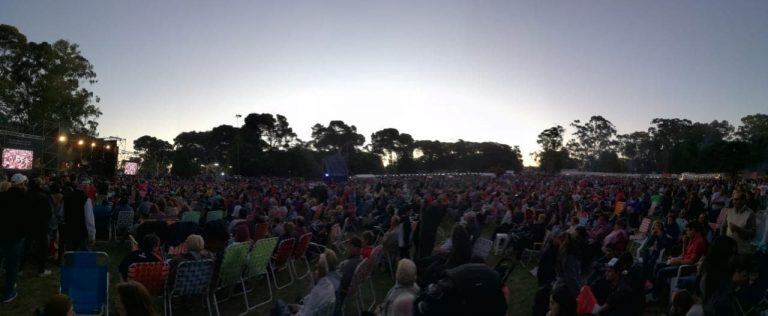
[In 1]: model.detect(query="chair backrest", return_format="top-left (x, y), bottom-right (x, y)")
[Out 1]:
top-left (472, 238), bottom-right (493, 260)
top-left (246, 237), bottom-right (279, 278)
top-left (181, 211), bottom-right (201, 223)
top-left (60, 252), bottom-right (109, 314)
top-left (716, 208), bottom-right (728, 227)
top-left (168, 243), bottom-right (188, 257)
top-left (117, 211), bottom-right (134, 228)
top-left (253, 222), bottom-right (270, 241)
top-left (292, 233), bottom-right (312, 259)
top-left (348, 258), bottom-right (374, 296)
top-left (206, 210), bottom-right (224, 222)
top-left (272, 238), bottom-right (296, 265)
top-left (369, 245), bottom-right (384, 266)
top-left (128, 262), bottom-right (169, 296)
top-left (638, 218), bottom-right (652, 235)
top-left (218, 242), bottom-right (250, 287)
top-left (312, 297), bottom-right (336, 316)
top-left (170, 259), bottom-right (214, 296)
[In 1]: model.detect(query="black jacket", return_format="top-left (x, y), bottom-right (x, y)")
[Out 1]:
top-left (0, 186), bottom-right (32, 240)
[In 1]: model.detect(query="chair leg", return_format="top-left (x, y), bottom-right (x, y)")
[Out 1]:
top-left (239, 279), bottom-right (249, 315)
top-left (206, 293), bottom-right (214, 316)
top-left (244, 274), bottom-right (273, 313)
top-left (212, 292), bottom-right (220, 316)
top-left (367, 278), bottom-right (376, 311)
top-left (270, 263), bottom-right (294, 290)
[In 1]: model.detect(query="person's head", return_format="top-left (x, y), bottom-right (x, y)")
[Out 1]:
top-left (449, 225), bottom-right (472, 265)
top-left (116, 281), bottom-right (158, 316)
top-left (698, 213), bottom-right (708, 224)
top-left (185, 234), bottom-right (205, 252)
top-left (667, 213), bottom-right (676, 224)
top-left (284, 222), bottom-right (295, 235)
top-left (42, 294), bottom-right (74, 316)
top-left (139, 234), bottom-right (161, 253)
top-left (685, 221), bottom-right (703, 239)
top-left (362, 231), bottom-right (375, 246)
top-left (347, 236), bottom-right (363, 257)
top-left (569, 216), bottom-right (579, 226)
top-left (652, 220), bottom-right (663, 235)
top-left (395, 259), bottom-right (417, 287)
top-left (323, 249), bottom-right (339, 271)
top-left (314, 253), bottom-right (329, 280)
top-left (234, 224), bottom-right (250, 242)
top-left (670, 290), bottom-right (695, 316)
top-left (537, 213), bottom-right (546, 223)
top-left (0, 181), bottom-right (11, 192)
top-left (549, 284), bottom-right (576, 316)
top-left (10, 173), bottom-right (27, 189)
top-left (732, 191), bottom-right (745, 209)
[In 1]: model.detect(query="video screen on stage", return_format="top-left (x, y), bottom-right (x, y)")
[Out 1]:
top-left (2, 148), bottom-right (34, 170)
top-left (124, 162), bottom-right (139, 175)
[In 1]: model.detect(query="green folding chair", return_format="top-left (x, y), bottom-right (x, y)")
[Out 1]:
top-left (206, 210), bottom-right (224, 223)
top-left (211, 242), bottom-right (250, 316)
top-left (181, 211), bottom-right (201, 223)
top-left (240, 237), bottom-right (279, 315)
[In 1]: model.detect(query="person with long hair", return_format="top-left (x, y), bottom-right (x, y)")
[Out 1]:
top-left (116, 280), bottom-right (159, 316)
top-left (546, 284), bottom-right (576, 316)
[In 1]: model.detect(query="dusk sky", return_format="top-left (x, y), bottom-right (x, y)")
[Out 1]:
top-left (3, 1), bottom-right (767, 165)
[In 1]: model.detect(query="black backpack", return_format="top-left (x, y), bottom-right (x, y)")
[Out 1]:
top-left (415, 263), bottom-right (507, 316)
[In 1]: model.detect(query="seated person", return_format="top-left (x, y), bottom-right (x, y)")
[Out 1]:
top-left (601, 220), bottom-right (628, 255)
top-left (596, 258), bottom-right (640, 316)
top-left (378, 259), bottom-right (419, 316)
top-left (652, 221), bottom-right (707, 301)
top-left (119, 234), bottom-right (162, 281)
top-left (286, 253), bottom-right (336, 316)
top-left (338, 236), bottom-right (364, 295)
top-left (361, 230), bottom-right (375, 259)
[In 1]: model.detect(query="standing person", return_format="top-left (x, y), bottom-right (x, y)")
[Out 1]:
top-left (61, 179), bottom-right (96, 252)
top-left (417, 197), bottom-right (444, 259)
top-left (721, 190), bottom-right (756, 254)
top-left (26, 178), bottom-right (53, 277)
top-left (0, 174), bottom-right (31, 302)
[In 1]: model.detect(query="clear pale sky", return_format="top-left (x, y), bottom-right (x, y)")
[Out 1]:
top-left (2, 1), bottom-right (767, 166)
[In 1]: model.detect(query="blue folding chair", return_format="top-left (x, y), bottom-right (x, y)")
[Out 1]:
top-left (60, 251), bottom-right (110, 315)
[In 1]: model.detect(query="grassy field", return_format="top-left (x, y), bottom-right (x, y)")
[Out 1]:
top-left (0, 220), bottom-right (538, 316)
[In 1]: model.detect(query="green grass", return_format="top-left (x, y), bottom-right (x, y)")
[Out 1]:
top-left (0, 220), bottom-right (539, 316)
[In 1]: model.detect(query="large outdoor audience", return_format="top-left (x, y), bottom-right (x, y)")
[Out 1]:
top-left (0, 171), bottom-right (767, 316)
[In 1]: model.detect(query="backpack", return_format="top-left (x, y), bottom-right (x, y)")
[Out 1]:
top-left (415, 263), bottom-right (507, 316)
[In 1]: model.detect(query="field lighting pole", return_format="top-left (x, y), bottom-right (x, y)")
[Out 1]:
top-left (235, 114), bottom-right (242, 175)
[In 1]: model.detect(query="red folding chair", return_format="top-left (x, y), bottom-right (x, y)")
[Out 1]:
top-left (291, 233), bottom-right (313, 282)
top-left (269, 238), bottom-right (295, 289)
top-left (127, 262), bottom-right (169, 297)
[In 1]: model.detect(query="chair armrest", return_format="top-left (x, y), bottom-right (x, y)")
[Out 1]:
top-left (675, 264), bottom-right (696, 279)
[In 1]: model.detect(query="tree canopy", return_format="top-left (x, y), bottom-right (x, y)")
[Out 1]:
top-left (0, 24), bottom-right (101, 134)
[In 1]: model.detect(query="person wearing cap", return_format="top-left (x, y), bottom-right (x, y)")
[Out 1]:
top-left (721, 190), bottom-right (756, 254)
top-left (61, 179), bottom-right (96, 252)
top-left (0, 173), bottom-right (32, 302)
top-left (595, 258), bottom-right (639, 316)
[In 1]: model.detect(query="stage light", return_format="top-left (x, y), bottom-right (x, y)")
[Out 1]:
top-left (91, 142), bottom-right (96, 147)
top-left (105, 145), bottom-right (111, 149)
top-left (214, 162), bottom-right (219, 167)
top-left (58, 135), bottom-right (67, 143)
top-left (78, 140), bottom-right (84, 146)
top-left (220, 172), bottom-right (225, 176)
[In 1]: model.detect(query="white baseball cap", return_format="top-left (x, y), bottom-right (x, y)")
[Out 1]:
top-left (10, 173), bottom-right (28, 184)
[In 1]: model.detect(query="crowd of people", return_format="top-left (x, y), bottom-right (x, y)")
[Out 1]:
top-left (1, 171), bottom-right (767, 315)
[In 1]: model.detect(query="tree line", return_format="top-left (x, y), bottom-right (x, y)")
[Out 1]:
top-left (133, 116), bottom-right (525, 177)
top-left (534, 115), bottom-right (768, 174)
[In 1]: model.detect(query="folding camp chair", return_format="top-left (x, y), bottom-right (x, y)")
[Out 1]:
top-left (241, 237), bottom-right (279, 314)
top-left (60, 252), bottom-right (110, 316)
top-left (253, 222), bottom-right (269, 241)
top-left (347, 258), bottom-right (376, 315)
top-left (164, 259), bottom-right (215, 316)
top-left (206, 210), bottom-right (225, 222)
top-left (212, 242), bottom-right (250, 316)
top-left (181, 211), bottom-right (201, 223)
top-left (472, 237), bottom-right (493, 262)
top-left (112, 211), bottom-right (134, 241)
top-left (269, 238), bottom-right (296, 289)
top-left (291, 233), bottom-right (313, 282)
top-left (128, 262), bottom-right (169, 297)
